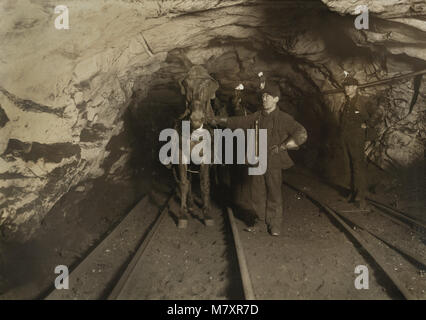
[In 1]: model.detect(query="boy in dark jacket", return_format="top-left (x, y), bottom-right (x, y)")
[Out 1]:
top-left (209, 83), bottom-right (307, 236)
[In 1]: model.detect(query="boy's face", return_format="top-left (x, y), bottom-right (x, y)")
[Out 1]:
top-left (262, 93), bottom-right (279, 110)
top-left (344, 85), bottom-right (358, 98)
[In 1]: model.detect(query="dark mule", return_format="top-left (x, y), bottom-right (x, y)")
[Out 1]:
top-left (173, 66), bottom-right (219, 228)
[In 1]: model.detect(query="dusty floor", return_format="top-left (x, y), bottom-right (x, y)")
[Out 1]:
top-left (0, 164), bottom-right (164, 299)
top-left (371, 162), bottom-right (426, 224)
top-left (114, 196), bottom-right (244, 300)
top-left (282, 167), bottom-right (426, 299)
top-left (123, 185), bottom-right (397, 300)
top-left (102, 167), bottom-right (424, 300)
top-left (0, 163), bottom-right (424, 300)
top-left (235, 184), bottom-right (395, 300)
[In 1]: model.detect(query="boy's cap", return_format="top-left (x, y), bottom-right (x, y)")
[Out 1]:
top-left (263, 82), bottom-right (281, 99)
top-left (343, 76), bottom-right (359, 87)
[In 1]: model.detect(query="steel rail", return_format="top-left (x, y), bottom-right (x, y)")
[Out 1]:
top-left (107, 195), bottom-right (173, 300)
top-left (362, 228), bottom-right (426, 270)
top-left (108, 199), bottom-right (253, 300)
top-left (283, 181), bottom-right (418, 300)
top-left (367, 198), bottom-right (426, 235)
top-left (44, 194), bottom-right (152, 300)
top-left (319, 203), bottom-right (426, 270)
top-left (227, 206), bottom-right (256, 300)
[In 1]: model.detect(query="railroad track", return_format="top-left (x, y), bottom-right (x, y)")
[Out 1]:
top-left (107, 195), bottom-right (174, 299)
top-left (366, 197), bottom-right (426, 236)
top-left (45, 176), bottom-right (424, 300)
top-left (106, 197), bottom-right (254, 300)
top-left (283, 179), bottom-right (426, 300)
top-left (44, 191), bottom-right (173, 300)
top-left (104, 186), bottom-right (425, 300)
top-left (45, 188), bottom-right (253, 300)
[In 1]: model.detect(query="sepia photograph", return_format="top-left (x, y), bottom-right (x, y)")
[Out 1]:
top-left (0, 0), bottom-right (425, 307)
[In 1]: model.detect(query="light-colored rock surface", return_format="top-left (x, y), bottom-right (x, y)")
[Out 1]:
top-left (0, 0), bottom-right (425, 241)
top-left (322, 0), bottom-right (426, 60)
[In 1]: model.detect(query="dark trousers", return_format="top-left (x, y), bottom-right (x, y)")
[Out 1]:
top-left (249, 168), bottom-right (283, 228)
top-left (264, 168), bottom-right (283, 227)
top-left (342, 137), bottom-right (367, 200)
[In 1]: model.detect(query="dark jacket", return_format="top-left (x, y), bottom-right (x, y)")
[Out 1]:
top-left (226, 107), bottom-right (307, 170)
top-left (340, 94), bottom-right (377, 141)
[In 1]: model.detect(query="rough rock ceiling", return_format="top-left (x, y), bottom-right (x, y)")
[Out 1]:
top-left (0, 0), bottom-right (425, 241)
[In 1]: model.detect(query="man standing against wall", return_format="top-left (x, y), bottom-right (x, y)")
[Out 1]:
top-left (340, 77), bottom-right (372, 210)
top-left (209, 82), bottom-right (308, 236)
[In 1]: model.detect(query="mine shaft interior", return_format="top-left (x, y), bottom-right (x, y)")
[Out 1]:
top-left (0, 0), bottom-right (425, 300)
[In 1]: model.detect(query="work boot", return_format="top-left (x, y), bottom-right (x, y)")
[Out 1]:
top-left (244, 225), bottom-right (258, 233)
top-left (244, 221), bottom-right (267, 233)
top-left (244, 226), bottom-right (256, 233)
top-left (269, 226), bottom-right (280, 236)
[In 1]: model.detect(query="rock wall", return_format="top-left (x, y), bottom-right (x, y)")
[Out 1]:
top-left (0, 0), bottom-right (425, 241)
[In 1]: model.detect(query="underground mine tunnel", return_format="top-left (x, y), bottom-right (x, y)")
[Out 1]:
top-left (0, 0), bottom-right (425, 300)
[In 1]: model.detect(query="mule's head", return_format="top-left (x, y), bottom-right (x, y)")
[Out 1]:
top-left (189, 99), bottom-right (205, 130)
top-left (179, 65), bottom-right (219, 130)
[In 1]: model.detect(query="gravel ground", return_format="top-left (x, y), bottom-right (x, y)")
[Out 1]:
top-left (1, 165), bottom-right (423, 300)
